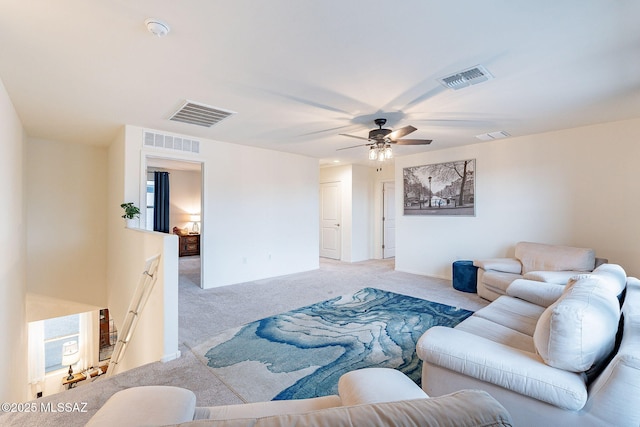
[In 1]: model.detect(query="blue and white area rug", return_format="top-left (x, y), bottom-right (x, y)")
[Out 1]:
top-left (193, 287), bottom-right (472, 402)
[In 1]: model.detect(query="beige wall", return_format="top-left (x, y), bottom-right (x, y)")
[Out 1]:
top-left (26, 139), bottom-right (108, 306)
top-left (0, 78), bottom-right (28, 402)
top-left (396, 118), bottom-right (640, 279)
top-left (168, 169), bottom-right (202, 231)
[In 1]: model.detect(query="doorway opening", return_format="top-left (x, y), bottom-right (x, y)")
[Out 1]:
top-left (145, 156), bottom-right (204, 288)
top-left (382, 181), bottom-right (396, 259)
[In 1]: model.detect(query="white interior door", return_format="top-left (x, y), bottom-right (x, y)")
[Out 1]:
top-left (383, 182), bottom-right (396, 258)
top-left (320, 182), bottom-right (341, 260)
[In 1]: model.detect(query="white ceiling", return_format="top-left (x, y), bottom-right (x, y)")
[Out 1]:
top-left (1, 1), bottom-right (639, 166)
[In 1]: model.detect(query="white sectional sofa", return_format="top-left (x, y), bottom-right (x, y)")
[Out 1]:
top-left (86, 368), bottom-right (513, 426)
top-left (474, 241), bottom-right (605, 301)
top-left (417, 263), bottom-right (640, 427)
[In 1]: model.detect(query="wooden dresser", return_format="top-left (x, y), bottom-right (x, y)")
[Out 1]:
top-left (179, 234), bottom-right (200, 257)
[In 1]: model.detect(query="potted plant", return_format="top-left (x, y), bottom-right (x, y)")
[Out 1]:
top-left (120, 202), bottom-right (140, 227)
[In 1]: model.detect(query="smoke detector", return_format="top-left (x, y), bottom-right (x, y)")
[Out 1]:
top-left (145, 18), bottom-right (170, 37)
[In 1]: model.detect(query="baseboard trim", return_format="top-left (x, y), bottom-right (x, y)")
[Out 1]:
top-left (161, 350), bottom-right (181, 363)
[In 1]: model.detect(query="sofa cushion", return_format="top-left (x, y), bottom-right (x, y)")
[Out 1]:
top-left (481, 271), bottom-right (523, 294)
top-left (533, 276), bottom-right (621, 372)
top-left (456, 316), bottom-right (535, 353)
top-left (174, 391), bottom-right (514, 427)
top-left (506, 279), bottom-right (565, 308)
top-left (474, 296), bottom-right (545, 336)
top-left (515, 242), bottom-right (595, 274)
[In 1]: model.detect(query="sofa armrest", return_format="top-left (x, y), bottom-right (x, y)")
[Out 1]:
top-left (522, 270), bottom-right (588, 284)
top-left (417, 326), bottom-right (587, 411)
top-left (86, 386), bottom-right (196, 427)
top-left (337, 368), bottom-right (427, 406)
top-left (473, 258), bottom-right (522, 274)
top-left (506, 279), bottom-right (565, 307)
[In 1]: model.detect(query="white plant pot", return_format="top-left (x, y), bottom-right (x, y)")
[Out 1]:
top-left (125, 218), bottom-right (139, 229)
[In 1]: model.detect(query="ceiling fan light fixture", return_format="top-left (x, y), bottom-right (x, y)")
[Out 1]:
top-left (384, 145), bottom-right (393, 159)
top-left (368, 147), bottom-right (377, 161)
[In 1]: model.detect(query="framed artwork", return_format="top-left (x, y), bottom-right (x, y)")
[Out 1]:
top-left (403, 159), bottom-right (475, 216)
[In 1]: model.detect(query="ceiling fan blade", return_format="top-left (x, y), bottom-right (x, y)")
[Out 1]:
top-left (393, 138), bottom-right (433, 145)
top-left (336, 143), bottom-right (373, 151)
top-left (387, 125), bottom-right (417, 141)
top-left (339, 133), bottom-right (370, 141)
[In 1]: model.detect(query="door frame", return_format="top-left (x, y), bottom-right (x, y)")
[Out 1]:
top-left (143, 154), bottom-right (205, 289)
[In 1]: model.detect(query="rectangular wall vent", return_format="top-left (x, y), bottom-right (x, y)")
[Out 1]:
top-left (475, 130), bottom-right (510, 141)
top-left (169, 100), bottom-right (235, 127)
top-left (438, 65), bottom-right (493, 90)
top-left (144, 131), bottom-right (200, 154)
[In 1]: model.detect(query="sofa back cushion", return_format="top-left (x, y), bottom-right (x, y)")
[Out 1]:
top-left (533, 276), bottom-right (620, 372)
top-left (515, 242), bottom-right (595, 274)
top-left (588, 263), bottom-right (627, 297)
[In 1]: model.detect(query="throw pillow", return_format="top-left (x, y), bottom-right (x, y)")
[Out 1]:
top-left (533, 276), bottom-right (620, 372)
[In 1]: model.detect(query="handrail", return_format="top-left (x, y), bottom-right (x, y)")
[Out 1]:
top-left (105, 254), bottom-right (161, 377)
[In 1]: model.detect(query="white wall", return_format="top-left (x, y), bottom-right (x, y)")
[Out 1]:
top-left (351, 165), bottom-right (374, 262)
top-left (134, 126), bottom-right (320, 288)
top-left (0, 77), bottom-right (28, 402)
top-left (26, 138), bottom-right (108, 306)
top-left (396, 118), bottom-right (640, 279)
top-left (106, 127), bottom-right (180, 373)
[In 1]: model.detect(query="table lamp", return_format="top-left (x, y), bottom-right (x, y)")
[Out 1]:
top-left (61, 341), bottom-right (80, 380)
top-left (190, 214), bottom-right (200, 233)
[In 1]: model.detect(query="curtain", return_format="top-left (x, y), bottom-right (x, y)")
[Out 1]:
top-left (154, 171), bottom-right (170, 233)
top-left (28, 321), bottom-right (45, 386)
top-left (79, 311), bottom-right (97, 371)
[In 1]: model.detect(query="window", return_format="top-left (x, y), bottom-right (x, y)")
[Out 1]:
top-left (146, 179), bottom-right (154, 230)
top-left (43, 314), bottom-right (79, 373)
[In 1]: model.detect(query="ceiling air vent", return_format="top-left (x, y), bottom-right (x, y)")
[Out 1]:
top-left (169, 100), bottom-right (235, 127)
top-left (438, 65), bottom-right (493, 90)
top-left (475, 130), bottom-right (510, 141)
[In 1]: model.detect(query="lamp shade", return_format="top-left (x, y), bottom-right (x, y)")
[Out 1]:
top-left (190, 214), bottom-right (201, 223)
top-left (61, 341), bottom-right (80, 366)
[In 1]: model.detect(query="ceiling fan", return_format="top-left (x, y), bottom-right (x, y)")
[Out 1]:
top-left (337, 118), bottom-right (432, 161)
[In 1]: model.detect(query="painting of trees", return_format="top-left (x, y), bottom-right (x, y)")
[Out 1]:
top-left (403, 159), bottom-right (475, 216)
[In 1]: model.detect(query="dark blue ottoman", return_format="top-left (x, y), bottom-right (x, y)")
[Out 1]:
top-left (452, 260), bottom-right (478, 293)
